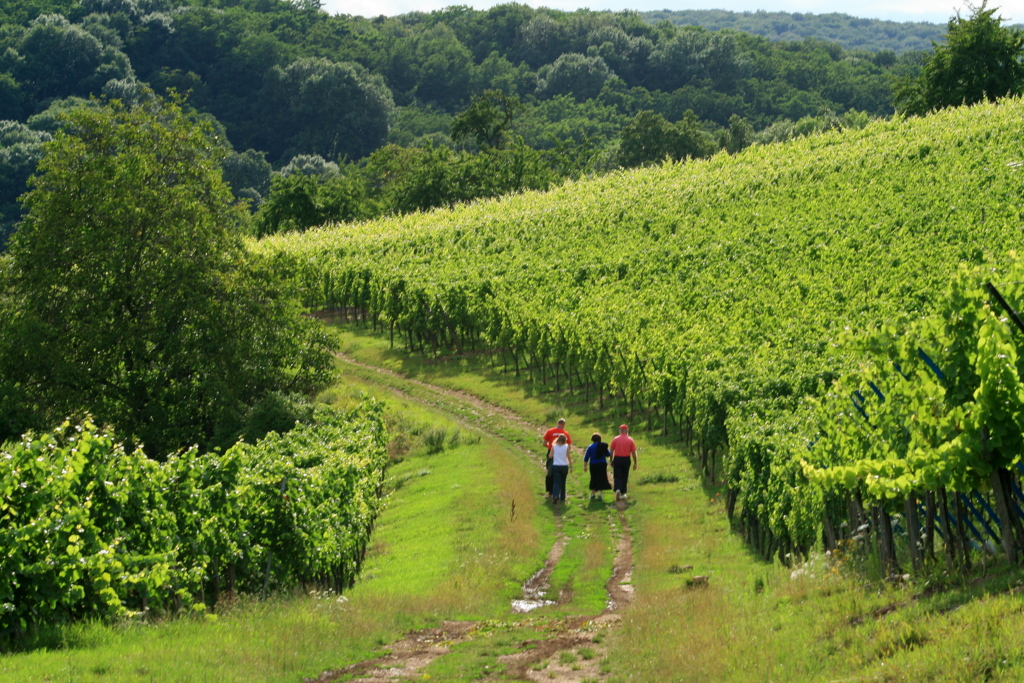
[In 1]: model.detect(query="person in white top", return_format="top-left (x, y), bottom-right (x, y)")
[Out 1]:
top-left (549, 434), bottom-right (573, 505)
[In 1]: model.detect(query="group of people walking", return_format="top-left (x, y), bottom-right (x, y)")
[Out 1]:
top-left (541, 418), bottom-right (637, 505)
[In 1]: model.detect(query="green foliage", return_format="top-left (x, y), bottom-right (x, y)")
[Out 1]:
top-left (222, 148), bottom-right (272, 204)
top-left (358, 141), bottom-right (556, 216)
top-left (895, 2), bottom-right (1024, 115)
top-left (451, 89), bottom-right (522, 149)
top-left (413, 22), bottom-right (474, 109)
top-left (260, 97), bottom-right (1024, 557)
top-left (254, 170), bottom-right (366, 236)
top-left (647, 28), bottom-right (738, 93)
top-left (388, 104), bottom-right (454, 147)
top-left (724, 114), bottom-right (753, 154)
top-left (420, 425), bottom-right (463, 454)
top-left (258, 57), bottom-right (394, 163)
top-left (0, 96), bottom-right (337, 455)
top-left (0, 120), bottom-right (49, 247)
top-left (0, 1), bottom-right (928, 239)
top-left (642, 9), bottom-right (946, 53)
top-left (0, 399), bottom-right (389, 638)
top-left (615, 109), bottom-right (716, 168)
top-left (537, 53), bottom-right (614, 102)
top-left (239, 391), bottom-right (316, 445)
top-left (23, 95), bottom-right (101, 133)
top-left (14, 14), bottom-right (133, 102)
top-left (805, 259), bottom-right (1024, 498)
top-left (0, 419), bottom-right (174, 637)
top-left (753, 108), bottom-right (871, 144)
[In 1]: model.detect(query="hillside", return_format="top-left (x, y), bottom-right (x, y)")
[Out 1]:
top-left (262, 98), bottom-right (1024, 563)
top-left (6, 99), bottom-right (1024, 674)
top-left (264, 97), bottom-right (1024, 402)
top-left (642, 9), bottom-right (946, 52)
top-left (0, 0), bottom-right (917, 245)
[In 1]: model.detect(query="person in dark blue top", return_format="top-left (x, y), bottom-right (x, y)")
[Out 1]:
top-left (583, 433), bottom-right (612, 501)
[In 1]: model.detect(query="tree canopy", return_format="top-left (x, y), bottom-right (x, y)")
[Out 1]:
top-left (450, 89), bottom-right (522, 149)
top-left (0, 0), bottom-right (939, 242)
top-left (895, 2), bottom-right (1024, 115)
top-left (0, 95), bottom-right (336, 454)
top-left (615, 109), bottom-right (717, 168)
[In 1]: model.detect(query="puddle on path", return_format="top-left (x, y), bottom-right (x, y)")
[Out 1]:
top-left (511, 534), bottom-right (567, 613)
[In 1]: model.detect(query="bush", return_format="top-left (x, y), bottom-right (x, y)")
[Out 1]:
top-left (422, 425), bottom-right (460, 454)
top-left (0, 399), bottom-right (388, 640)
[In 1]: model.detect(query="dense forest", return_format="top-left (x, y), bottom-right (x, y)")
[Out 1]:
top-left (0, 0), bottom-right (933, 243)
top-left (641, 9), bottom-right (949, 53)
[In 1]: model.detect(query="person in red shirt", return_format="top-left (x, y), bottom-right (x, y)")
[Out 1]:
top-left (610, 424), bottom-right (637, 502)
top-left (542, 418), bottom-right (571, 500)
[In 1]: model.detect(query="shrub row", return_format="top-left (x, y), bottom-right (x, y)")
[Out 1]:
top-left (0, 399), bottom-right (388, 636)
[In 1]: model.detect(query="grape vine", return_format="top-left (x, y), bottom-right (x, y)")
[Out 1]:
top-left (260, 97), bottom-right (1024, 571)
top-left (0, 400), bottom-right (388, 635)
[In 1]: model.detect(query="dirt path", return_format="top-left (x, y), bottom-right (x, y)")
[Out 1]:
top-left (512, 533), bottom-right (568, 614)
top-left (308, 353), bottom-right (635, 683)
top-left (336, 351), bottom-right (542, 442)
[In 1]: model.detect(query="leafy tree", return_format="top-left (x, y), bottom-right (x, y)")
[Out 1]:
top-left (451, 89), bottom-right (522, 149)
top-left (279, 153), bottom-right (340, 178)
top-left (16, 14), bottom-right (133, 101)
top-left (25, 95), bottom-right (101, 133)
top-left (518, 13), bottom-right (568, 68)
top-left (586, 25), bottom-right (652, 83)
top-left (0, 72), bottom-right (26, 121)
top-left (0, 120), bottom-right (50, 247)
top-left (254, 171), bottom-right (365, 237)
top-left (387, 104), bottom-right (454, 147)
top-left (259, 57), bottom-right (394, 163)
top-left (101, 75), bottom-right (150, 105)
top-left (537, 53), bottom-right (614, 101)
top-left (643, 9), bottom-right (945, 53)
top-left (222, 147), bottom-right (272, 202)
top-left (361, 143), bottom-right (458, 215)
top-left (414, 23), bottom-right (473, 108)
top-left (470, 51), bottom-right (536, 97)
top-left (0, 96), bottom-right (336, 454)
top-left (724, 113), bottom-right (753, 154)
top-left (359, 141), bottom-right (555, 217)
top-left (647, 28), bottom-right (737, 92)
top-left (615, 109), bottom-right (716, 168)
top-left (895, 2), bottom-right (1024, 115)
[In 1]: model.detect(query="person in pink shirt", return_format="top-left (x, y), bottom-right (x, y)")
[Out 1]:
top-left (610, 424), bottom-right (637, 502)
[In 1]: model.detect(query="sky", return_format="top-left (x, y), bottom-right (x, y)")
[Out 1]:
top-left (319, 0), bottom-right (1024, 27)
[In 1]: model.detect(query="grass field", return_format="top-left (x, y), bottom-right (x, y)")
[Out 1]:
top-left (331, 324), bottom-right (1024, 682)
top-left (4, 321), bottom-right (1024, 682)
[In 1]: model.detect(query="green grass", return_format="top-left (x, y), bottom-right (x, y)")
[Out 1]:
top-left (8, 321), bottom-right (1024, 681)
top-left (417, 623), bottom-right (541, 680)
top-left (332, 323), bottom-right (1024, 682)
top-left (333, 344), bottom-right (617, 620)
top-left (0, 367), bottom-right (547, 681)
top-left (542, 506), bottom-right (614, 616)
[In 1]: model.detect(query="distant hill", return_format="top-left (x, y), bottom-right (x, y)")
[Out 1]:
top-left (641, 9), bottom-right (946, 53)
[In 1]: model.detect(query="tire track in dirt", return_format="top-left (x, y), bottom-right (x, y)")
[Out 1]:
top-left (512, 533), bottom-right (568, 614)
top-left (336, 351), bottom-right (542, 443)
top-left (308, 352), bottom-right (635, 682)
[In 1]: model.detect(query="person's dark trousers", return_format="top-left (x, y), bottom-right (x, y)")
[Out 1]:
top-left (612, 457), bottom-right (632, 495)
top-left (551, 465), bottom-right (569, 501)
top-left (545, 455), bottom-right (553, 494)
